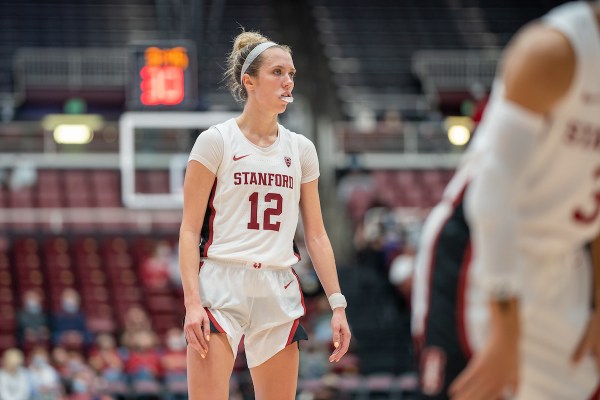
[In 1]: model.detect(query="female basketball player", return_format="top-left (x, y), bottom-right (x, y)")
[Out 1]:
top-left (178, 31), bottom-right (351, 400)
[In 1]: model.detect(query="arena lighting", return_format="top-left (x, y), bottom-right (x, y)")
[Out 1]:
top-left (41, 114), bottom-right (104, 145)
top-left (444, 116), bottom-right (473, 146)
top-left (53, 124), bottom-right (93, 144)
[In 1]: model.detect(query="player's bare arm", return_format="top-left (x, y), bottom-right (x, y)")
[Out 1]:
top-left (180, 161), bottom-right (216, 358)
top-left (449, 24), bottom-right (576, 400)
top-left (299, 179), bottom-right (351, 362)
top-left (502, 24), bottom-right (575, 114)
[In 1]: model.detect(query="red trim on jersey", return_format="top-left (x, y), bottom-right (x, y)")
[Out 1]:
top-left (291, 268), bottom-right (306, 314)
top-left (456, 241), bottom-right (473, 358)
top-left (198, 260), bottom-right (204, 270)
top-left (203, 180), bottom-right (217, 257)
top-left (286, 318), bottom-right (300, 345)
top-left (421, 184), bottom-right (468, 351)
top-left (589, 383), bottom-right (600, 400)
top-left (293, 240), bottom-right (301, 261)
top-left (205, 308), bottom-right (225, 333)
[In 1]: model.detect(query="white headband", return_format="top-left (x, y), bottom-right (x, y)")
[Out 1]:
top-left (240, 41), bottom-right (277, 83)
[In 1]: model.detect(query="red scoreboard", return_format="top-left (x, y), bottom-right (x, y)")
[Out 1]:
top-left (128, 41), bottom-right (198, 110)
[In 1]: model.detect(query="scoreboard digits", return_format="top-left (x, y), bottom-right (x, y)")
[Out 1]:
top-left (128, 41), bottom-right (197, 110)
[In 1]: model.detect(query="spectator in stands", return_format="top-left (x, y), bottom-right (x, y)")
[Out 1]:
top-left (180, 29), bottom-right (350, 400)
top-left (336, 163), bottom-right (374, 211)
top-left (63, 351), bottom-right (91, 381)
top-left (124, 330), bottom-right (162, 383)
top-left (66, 369), bottom-right (98, 400)
top-left (28, 346), bottom-right (62, 399)
top-left (9, 156), bottom-right (37, 191)
top-left (160, 327), bottom-right (187, 384)
top-left (389, 243), bottom-right (416, 302)
top-left (52, 288), bottom-right (91, 348)
top-left (17, 289), bottom-right (50, 346)
top-left (50, 345), bottom-right (70, 379)
top-left (59, 350), bottom-right (103, 400)
top-left (299, 340), bottom-right (329, 379)
top-left (354, 218), bottom-right (386, 274)
top-left (379, 109), bottom-right (404, 135)
top-left (120, 305), bottom-right (153, 349)
top-left (88, 333), bottom-right (125, 384)
top-left (0, 348), bottom-right (31, 400)
top-left (354, 106), bottom-right (377, 133)
top-left (140, 240), bottom-right (172, 290)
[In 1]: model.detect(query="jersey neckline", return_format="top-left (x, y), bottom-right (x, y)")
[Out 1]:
top-left (231, 118), bottom-right (282, 153)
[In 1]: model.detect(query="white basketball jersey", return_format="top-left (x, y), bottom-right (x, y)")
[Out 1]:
top-left (458, 1), bottom-right (600, 256)
top-left (199, 118), bottom-right (304, 266)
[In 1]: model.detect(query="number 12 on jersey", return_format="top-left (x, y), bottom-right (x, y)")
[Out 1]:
top-left (247, 192), bottom-right (283, 231)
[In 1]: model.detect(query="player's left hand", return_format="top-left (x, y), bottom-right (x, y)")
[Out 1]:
top-left (329, 307), bottom-right (351, 362)
top-left (572, 311), bottom-right (600, 370)
top-left (449, 328), bottom-right (519, 400)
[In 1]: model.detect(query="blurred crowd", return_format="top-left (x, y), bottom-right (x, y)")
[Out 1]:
top-left (2, 237), bottom-right (364, 400)
top-left (0, 166), bottom-right (430, 400)
top-left (6, 288), bottom-right (188, 400)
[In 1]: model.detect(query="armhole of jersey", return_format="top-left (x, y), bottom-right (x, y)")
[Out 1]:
top-left (289, 130), bottom-right (303, 182)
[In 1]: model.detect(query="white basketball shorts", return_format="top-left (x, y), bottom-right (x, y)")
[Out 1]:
top-left (198, 258), bottom-right (307, 368)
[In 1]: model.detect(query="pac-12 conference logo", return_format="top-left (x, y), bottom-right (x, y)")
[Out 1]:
top-left (284, 157), bottom-right (292, 167)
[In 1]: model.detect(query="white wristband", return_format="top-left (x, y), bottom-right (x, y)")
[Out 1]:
top-left (328, 293), bottom-right (347, 310)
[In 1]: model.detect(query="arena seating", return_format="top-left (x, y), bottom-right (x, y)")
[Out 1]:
top-left (0, 0), bottom-right (158, 93)
top-left (0, 169), bottom-right (168, 210)
top-left (2, 233), bottom-right (181, 351)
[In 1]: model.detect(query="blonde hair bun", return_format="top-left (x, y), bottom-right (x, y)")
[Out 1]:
top-left (232, 31), bottom-right (268, 54)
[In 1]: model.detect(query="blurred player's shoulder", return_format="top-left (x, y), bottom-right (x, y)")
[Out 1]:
top-left (500, 23), bottom-right (576, 113)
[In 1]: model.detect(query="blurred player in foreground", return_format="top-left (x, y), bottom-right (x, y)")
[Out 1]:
top-left (413, 1), bottom-right (600, 399)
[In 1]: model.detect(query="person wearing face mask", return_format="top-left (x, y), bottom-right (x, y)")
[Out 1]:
top-left (88, 333), bottom-right (125, 385)
top-left (0, 348), bottom-right (32, 400)
top-left (180, 29), bottom-right (350, 400)
top-left (160, 327), bottom-right (188, 400)
top-left (140, 241), bottom-right (172, 290)
top-left (161, 327), bottom-right (187, 385)
top-left (28, 346), bottom-right (62, 400)
top-left (17, 289), bottom-right (49, 346)
top-left (51, 288), bottom-right (91, 349)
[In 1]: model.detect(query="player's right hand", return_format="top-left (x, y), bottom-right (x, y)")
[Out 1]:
top-left (184, 304), bottom-right (211, 358)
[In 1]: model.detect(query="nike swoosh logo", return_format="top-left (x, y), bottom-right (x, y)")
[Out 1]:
top-left (233, 154), bottom-right (250, 161)
top-left (284, 280), bottom-right (293, 289)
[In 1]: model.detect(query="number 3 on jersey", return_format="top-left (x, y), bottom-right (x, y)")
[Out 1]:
top-left (247, 192), bottom-right (282, 231)
top-left (573, 167), bottom-right (600, 224)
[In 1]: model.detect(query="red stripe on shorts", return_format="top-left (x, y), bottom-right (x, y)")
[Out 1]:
top-left (286, 318), bottom-right (300, 345)
top-left (204, 308), bottom-right (225, 333)
top-left (291, 268), bottom-right (306, 314)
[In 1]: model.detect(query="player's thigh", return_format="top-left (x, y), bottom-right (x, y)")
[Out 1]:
top-left (187, 333), bottom-right (234, 400)
top-left (249, 343), bottom-right (299, 400)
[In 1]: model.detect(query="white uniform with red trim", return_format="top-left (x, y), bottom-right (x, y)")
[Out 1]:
top-left (188, 117), bottom-right (318, 367)
top-left (413, 2), bottom-right (600, 398)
